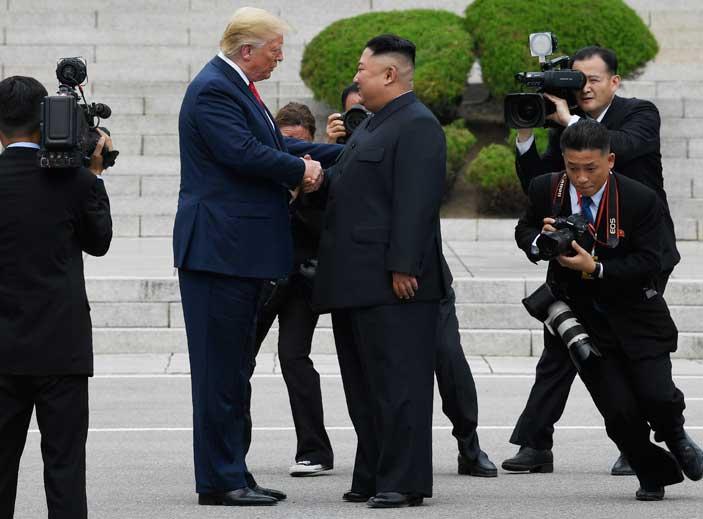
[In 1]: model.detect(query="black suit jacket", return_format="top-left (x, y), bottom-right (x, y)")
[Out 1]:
top-left (313, 92), bottom-right (448, 311)
top-left (516, 172), bottom-right (677, 360)
top-left (0, 147), bottom-right (112, 375)
top-left (515, 95), bottom-right (679, 271)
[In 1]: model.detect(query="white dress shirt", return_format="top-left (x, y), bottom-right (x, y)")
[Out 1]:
top-left (217, 51), bottom-right (275, 129)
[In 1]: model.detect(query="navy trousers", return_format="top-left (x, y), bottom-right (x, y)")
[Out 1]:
top-left (178, 269), bottom-right (263, 494)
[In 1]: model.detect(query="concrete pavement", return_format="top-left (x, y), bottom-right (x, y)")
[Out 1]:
top-left (13, 357), bottom-right (703, 518)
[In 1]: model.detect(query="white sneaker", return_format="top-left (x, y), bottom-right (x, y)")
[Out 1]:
top-left (289, 460), bottom-right (333, 477)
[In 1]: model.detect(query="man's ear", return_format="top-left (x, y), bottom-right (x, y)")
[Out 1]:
top-left (384, 65), bottom-right (398, 85)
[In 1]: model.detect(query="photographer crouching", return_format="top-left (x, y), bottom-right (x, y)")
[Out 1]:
top-left (515, 119), bottom-right (702, 501)
top-left (0, 76), bottom-right (113, 519)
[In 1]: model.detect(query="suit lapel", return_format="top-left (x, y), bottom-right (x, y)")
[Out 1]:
top-left (211, 56), bottom-right (282, 149)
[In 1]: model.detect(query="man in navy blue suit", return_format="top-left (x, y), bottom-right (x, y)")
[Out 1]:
top-left (174, 7), bottom-right (341, 507)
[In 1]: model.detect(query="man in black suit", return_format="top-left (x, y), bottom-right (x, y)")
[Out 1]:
top-left (0, 76), bottom-right (113, 519)
top-left (313, 35), bottom-right (447, 508)
top-left (327, 85), bottom-right (498, 479)
top-left (505, 46), bottom-right (679, 476)
top-left (515, 120), bottom-right (701, 500)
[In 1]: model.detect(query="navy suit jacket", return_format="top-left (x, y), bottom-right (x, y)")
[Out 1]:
top-left (174, 56), bottom-right (341, 279)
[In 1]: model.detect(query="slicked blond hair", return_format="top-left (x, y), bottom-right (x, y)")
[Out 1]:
top-left (220, 7), bottom-right (290, 58)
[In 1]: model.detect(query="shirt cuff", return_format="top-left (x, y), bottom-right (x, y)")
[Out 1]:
top-left (515, 134), bottom-right (535, 156)
top-left (567, 115), bottom-right (581, 126)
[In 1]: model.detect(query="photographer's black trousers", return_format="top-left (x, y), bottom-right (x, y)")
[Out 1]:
top-left (578, 347), bottom-right (684, 489)
top-left (0, 375), bottom-right (88, 519)
top-left (511, 270), bottom-right (683, 451)
top-left (253, 278), bottom-right (334, 467)
top-left (331, 301), bottom-right (438, 497)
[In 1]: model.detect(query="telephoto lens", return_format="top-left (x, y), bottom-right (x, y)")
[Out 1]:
top-left (522, 283), bottom-right (602, 374)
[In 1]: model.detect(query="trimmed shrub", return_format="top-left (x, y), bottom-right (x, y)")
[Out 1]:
top-left (443, 120), bottom-right (477, 198)
top-left (464, 0), bottom-right (659, 98)
top-left (465, 144), bottom-right (526, 215)
top-left (301, 10), bottom-right (474, 122)
top-left (507, 127), bottom-right (550, 155)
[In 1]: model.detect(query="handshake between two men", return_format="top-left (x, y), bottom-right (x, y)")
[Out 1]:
top-left (301, 154), bottom-right (324, 193)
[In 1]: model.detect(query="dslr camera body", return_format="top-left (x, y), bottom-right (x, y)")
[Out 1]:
top-left (536, 213), bottom-right (592, 261)
top-left (504, 33), bottom-right (586, 128)
top-left (38, 57), bottom-right (118, 169)
top-left (336, 103), bottom-right (372, 144)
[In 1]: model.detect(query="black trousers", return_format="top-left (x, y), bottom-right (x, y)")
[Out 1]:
top-left (0, 375), bottom-right (89, 519)
top-left (511, 270), bottom-right (680, 450)
top-left (332, 301), bottom-right (438, 497)
top-left (576, 346), bottom-right (684, 489)
top-left (254, 277), bottom-right (333, 466)
top-left (437, 286), bottom-right (482, 460)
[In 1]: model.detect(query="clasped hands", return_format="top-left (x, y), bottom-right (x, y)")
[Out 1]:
top-left (301, 154), bottom-right (324, 193)
top-left (542, 217), bottom-right (597, 274)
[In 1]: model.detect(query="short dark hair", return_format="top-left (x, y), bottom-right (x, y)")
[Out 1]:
top-left (341, 83), bottom-right (360, 111)
top-left (0, 76), bottom-right (48, 137)
top-left (275, 102), bottom-right (316, 139)
top-left (571, 46), bottom-right (618, 75)
top-left (560, 119), bottom-right (611, 155)
top-left (365, 34), bottom-right (416, 67)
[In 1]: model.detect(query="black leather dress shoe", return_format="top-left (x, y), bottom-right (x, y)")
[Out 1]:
top-left (667, 433), bottom-right (703, 481)
top-left (501, 446), bottom-right (553, 473)
top-left (343, 490), bottom-right (371, 502)
top-left (458, 450), bottom-right (498, 477)
top-left (367, 492), bottom-right (423, 508)
top-left (636, 486), bottom-right (665, 501)
top-left (610, 452), bottom-right (635, 476)
top-left (198, 488), bottom-right (277, 506)
top-left (251, 484), bottom-right (287, 501)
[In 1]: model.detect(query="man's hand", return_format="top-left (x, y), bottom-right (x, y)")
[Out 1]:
top-left (557, 241), bottom-right (596, 273)
top-left (517, 128), bottom-right (534, 143)
top-left (88, 129), bottom-right (113, 176)
top-left (392, 272), bottom-right (418, 300)
top-left (542, 217), bottom-right (557, 233)
top-left (326, 113), bottom-right (346, 144)
top-left (544, 93), bottom-right (572, 127)
top-left (301, 154), bottom-right (323, 193)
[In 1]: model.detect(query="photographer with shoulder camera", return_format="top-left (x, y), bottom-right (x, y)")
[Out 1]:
top-left (0, 76), bottom-right (113, 519)
top-left (505, 46), bottom-right (680, 476)
top-left (513, 120), bottom-right (701, 501)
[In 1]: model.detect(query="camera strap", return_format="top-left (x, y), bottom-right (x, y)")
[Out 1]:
top-left (550, 171), bottom-right (621, 248)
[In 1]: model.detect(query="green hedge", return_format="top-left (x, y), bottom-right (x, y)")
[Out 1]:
top-left (301, 10), bottom-right (474, 123)
top-left (443, 120), bottom-right (477, 198)
top-left (464, 0), bottom-right (659, 97)
top-left (465, 144), bottom-right (526, 215)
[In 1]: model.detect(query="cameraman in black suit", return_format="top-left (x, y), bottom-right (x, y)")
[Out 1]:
top-left (505, 46), bottom-right (679, 476)
top-left (0, 76), bottom-right (113, 519)
top-left (515, 120), bottom-right (701, 501)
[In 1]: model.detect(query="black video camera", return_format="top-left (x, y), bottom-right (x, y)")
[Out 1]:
top-left (504, 33), bottom-right (586, 128)
top-left (38, 57), bottom-right (119, 169)
top-left (536, 213), bottom-right (591, 261)
top-left (336, 103), bottom-right (371, 144)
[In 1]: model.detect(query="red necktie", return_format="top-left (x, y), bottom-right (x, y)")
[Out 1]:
top-left (248, 82), bottom-right (265, 107)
